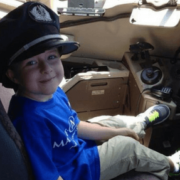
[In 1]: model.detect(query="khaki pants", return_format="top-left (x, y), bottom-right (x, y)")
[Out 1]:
top-left (88, 115), bottom-right (170, 180)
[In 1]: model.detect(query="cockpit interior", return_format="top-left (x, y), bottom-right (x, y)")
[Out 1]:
top-left (1, 0), bottom-right (180, 179)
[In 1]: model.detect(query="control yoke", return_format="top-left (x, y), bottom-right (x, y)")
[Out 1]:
top-left (129, 42), bottom-right (154, 61)
top-left (129, 42), bottom-right (162, 85)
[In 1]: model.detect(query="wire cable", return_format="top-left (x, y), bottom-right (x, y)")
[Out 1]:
top-left (60, 13), bottom-right (131, 28)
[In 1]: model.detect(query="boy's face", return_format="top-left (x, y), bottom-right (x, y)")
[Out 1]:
top-left (7, 48), bottom-right (64, 101)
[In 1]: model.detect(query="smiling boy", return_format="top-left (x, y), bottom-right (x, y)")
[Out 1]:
top-left (7, 49), bottom-right (64, 102)
top-left (0, 2), bottom-right (180, 180)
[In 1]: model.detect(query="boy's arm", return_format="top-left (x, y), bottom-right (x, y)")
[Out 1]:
top-left (77, 121), bottom-right (139, 141)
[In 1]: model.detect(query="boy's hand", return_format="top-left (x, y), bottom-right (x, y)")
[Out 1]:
top-left (116, 128), bottom-right (139, 141)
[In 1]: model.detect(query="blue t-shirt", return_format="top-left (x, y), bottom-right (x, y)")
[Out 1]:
top-left (8, 87), bottom-right (100, 180)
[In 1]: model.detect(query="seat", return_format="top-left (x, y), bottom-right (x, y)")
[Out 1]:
top-left (0, 83), bottom-right (14, 112)
top-left (0, 84), bottom-right (34, 179)
top-left (0, 99), bottom-right (34, 180)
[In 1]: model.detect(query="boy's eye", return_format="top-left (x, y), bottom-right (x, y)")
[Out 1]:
top-left (26, 60), bottom-right (37, 66)
top-left (48, 55), bottom-right (57, 60)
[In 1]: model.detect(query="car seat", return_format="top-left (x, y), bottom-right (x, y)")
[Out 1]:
top-left (0, 84), bottom-right (160, 180)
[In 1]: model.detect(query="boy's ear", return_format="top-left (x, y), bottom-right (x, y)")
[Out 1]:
top-left (6, 69), bottom-right (19, 84)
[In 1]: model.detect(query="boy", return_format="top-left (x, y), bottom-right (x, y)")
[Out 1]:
top-left (0, 2), bottom-right (179, 180)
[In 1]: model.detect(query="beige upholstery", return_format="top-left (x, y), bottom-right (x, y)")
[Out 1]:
top-left (0, 83), bottom-right (14, 112)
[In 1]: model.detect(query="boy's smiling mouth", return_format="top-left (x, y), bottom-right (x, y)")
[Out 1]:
top-left (40, 77), bottom-right (56, 83)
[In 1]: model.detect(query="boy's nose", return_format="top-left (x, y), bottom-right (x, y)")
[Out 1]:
top-left (40, 62), bottom-right (53, 74)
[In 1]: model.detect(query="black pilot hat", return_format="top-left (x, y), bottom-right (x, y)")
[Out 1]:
top-left (0, 1), bottom-right (80, 89)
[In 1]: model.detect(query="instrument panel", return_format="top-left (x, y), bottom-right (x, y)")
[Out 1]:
top-left (123, 52), bottom-right (177, 120)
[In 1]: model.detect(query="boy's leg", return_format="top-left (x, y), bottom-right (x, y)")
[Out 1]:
top-left (88, 115), bottom-right (146, 139)
top-left (98, 135), bottom-right (170, 180)
top-left (88, 104), bottom-right (170, 139)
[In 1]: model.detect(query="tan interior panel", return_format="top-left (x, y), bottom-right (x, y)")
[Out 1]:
top-left (66, 78), bottom-right (128, 120)
top-left (61, 57), bottom-right (129, 120)
top-left (76, 106), bottom-right (124, 121)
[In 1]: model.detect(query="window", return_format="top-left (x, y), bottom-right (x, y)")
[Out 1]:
top-left (0, 0), bottom-right (25, 19)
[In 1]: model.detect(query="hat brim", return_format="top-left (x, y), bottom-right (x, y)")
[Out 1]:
top-left (14, 38), bottom-right (80, 63)
top-left (36, 39), bottom-right (80, 55)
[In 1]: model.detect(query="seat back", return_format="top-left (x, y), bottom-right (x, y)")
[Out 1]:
top-left (0, 84), bottom-right (14, 112)
top-left (0, 84), bottom-right (34, 180)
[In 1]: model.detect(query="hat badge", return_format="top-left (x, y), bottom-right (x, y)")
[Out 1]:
top-left (30, 5), bottom-right (52, 22)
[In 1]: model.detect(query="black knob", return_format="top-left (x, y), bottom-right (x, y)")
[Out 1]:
top-left (146, 68), bottom-right (154, 78)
